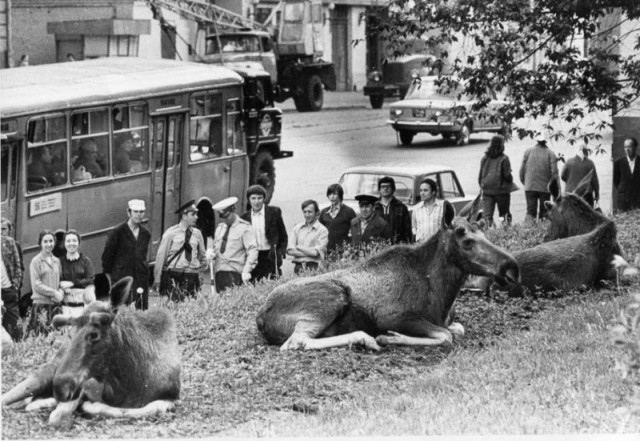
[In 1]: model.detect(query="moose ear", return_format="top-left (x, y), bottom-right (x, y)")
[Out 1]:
top-left (442, 200), bottom-right (456, 228)
top-left (109, 276), bottom-right (133, 310)
top-left (548, 176), bottom-right (560, 200)
top-left (571, 169), bottom-right (594, 199)
top-left (459, 193), bottom-right (482, 222)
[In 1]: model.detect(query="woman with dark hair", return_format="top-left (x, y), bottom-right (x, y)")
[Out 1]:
top-left (319, 183), bottom-right (356, 255)
top-left (60, 230), bottom-right (96, 314)
top-left (28, 230), bottom-right (64, 336)
top-left (478, 134), bottom-right (514, 226)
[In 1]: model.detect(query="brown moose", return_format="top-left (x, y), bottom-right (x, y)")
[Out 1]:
top-left (256, 207), bottom-right (520, 351)
top-left (2, 277), bottom-right (181, 426)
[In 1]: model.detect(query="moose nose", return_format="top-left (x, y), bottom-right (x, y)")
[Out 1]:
top-left (53, 375), bottom-right (81, 402)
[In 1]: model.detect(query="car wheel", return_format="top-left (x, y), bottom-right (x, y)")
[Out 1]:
top-left (456, 125), bottom-right (470, 146)
top-left (442, 133), bottom-right (453, 140)
top-left (369, 94), bottom-right (384, 109)
top-left (399, 131), bottom-right (414, 146)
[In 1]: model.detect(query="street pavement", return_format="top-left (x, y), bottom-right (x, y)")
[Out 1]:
top-left (279, 90), bottom-right (371, 113)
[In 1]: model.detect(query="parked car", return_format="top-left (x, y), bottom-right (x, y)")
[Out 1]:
top-left (336, 163), bottom-right (476, 214)
top-left (363, 54), bottom-right (438, 109)
top-left (387, 75), bottom-right (511, 146)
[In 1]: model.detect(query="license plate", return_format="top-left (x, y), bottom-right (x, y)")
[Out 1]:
top-left (413, 109), bottom-right (427, 118)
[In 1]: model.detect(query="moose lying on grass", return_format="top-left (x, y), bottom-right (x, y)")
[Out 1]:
top-left (256, 206), bottom-right (520, 351)
top-left (2, 277), bottom-right (181, 427)
top-left (544, 174), bottom-right (619, 247)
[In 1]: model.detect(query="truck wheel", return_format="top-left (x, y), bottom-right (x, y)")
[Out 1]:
top-left (369, 95), bottom-right (384, 109)
top-left (294, 96), bottom-right (307, 112)
top-left (251, 151), bottom-right (276, 204)
top-left (303, 75), bottom-right (324, 112)
top-left (399, 131), bottom-right (414, 146)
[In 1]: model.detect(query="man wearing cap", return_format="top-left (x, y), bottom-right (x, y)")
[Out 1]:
top-left (240, 185), bottom-right (288, 281)
top-left (153, 200), bottom-right (207, 298)
top-left (519, 133), bottom-right (558, 224)
top-left (102, 199), bottom-right (151, 309)
top-left (208, 197), bottom-right (258, 292)
top-left (288, 200), bottom-right (329, 274)
top-left (374, 176), bottom-right (412, 244)
top-left (350, 194), bottom-right (392, 250)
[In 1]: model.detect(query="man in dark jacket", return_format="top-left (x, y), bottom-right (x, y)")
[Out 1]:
top-left (374, 176), bottom-right (412, 244)
top-left (240, 185), bottom-right (288, 281)
top-left (613, 137), bottom-right (640, 212)
top-left (101, 199), bottom-right (151, 309)
top-left (351, 194), bottom-right (392, 252)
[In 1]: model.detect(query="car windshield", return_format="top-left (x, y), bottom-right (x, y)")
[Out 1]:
top-left (339, 173), bottom-right (415, 205)
top-left (404, 77), bottom-right (464, 101)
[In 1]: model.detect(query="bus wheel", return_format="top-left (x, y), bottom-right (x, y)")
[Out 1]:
top-left (252, 151), bottom-right (276, 204)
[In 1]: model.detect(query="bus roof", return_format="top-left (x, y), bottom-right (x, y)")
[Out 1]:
top-left (0, 58), bottom-right (244, 118)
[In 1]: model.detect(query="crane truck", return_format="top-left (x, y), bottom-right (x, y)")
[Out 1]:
top-left (151, 0), bottom-right (336, 112)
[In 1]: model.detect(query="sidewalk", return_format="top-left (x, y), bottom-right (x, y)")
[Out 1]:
top-left (279, 90), bottom-right (371, 113)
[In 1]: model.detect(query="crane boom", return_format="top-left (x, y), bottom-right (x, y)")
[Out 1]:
top-left (148, 0), bottom-right (268, 31)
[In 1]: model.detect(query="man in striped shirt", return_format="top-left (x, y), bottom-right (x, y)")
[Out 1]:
top-left (412, 178), bottom-right (446, 243)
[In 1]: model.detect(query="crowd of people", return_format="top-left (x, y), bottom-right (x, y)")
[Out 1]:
top-left (2, 135), bottom-right (639, 342)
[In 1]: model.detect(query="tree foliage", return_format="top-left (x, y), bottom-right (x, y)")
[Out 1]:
top-left (368, 0), bottom-right (640, 145)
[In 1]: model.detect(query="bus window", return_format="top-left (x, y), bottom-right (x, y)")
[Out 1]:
top-left (226, 99), bottom-right (245, 156)
top-left (71, 109), bottom-right (109, 182)
top-left (113, 104), bottom-right (149, 175)
top-left (189, 93), bottom-right (223, 161)
top-left (154, 120), bottom-right (165, 169)
top-left (26, 115), bottom-right (68, 192)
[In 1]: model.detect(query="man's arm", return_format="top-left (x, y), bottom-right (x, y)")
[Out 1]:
top-left (242, 227), bottom-right (259, 275)
top-left (153, 230), bottom-right (173, 285)
top-left (274, 208), bottom-right (288, 257)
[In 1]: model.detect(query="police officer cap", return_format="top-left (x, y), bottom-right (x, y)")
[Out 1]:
top-left (176, 199), bottom-right (198, 215)
top-left (128, 199), bottom-right (146, 211)
top-left (212, 196), bottom-right (238, 212)
top-left (355, 194), bottom-right (379, 206)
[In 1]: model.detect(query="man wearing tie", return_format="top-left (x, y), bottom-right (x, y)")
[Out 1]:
top-left (153, 200), bottom-right (207, 299)
top-left (240, 185), bottom-right (288, 282)
top-left (208, 197), bottom-right (258, 293)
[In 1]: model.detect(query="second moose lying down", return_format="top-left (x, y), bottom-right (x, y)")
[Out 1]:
top-left (2, 277), bottom-right (181, 426)
top-left (257, 209), bottom-right (520, 351)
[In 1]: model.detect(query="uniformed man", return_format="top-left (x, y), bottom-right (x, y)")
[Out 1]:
top-left (207, 197), bottom-right (258, 293)
top-left (153, 200), bottom-right (207, 300)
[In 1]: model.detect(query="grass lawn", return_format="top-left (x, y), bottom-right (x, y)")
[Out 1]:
top-left (2, 211), bottom-right (640, 438)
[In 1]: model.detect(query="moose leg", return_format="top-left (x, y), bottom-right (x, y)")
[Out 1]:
top-left (81, 400), bottom-right (175, 419)
top-left (377, 319), bottom-right (454, 346)
top-left (281, 321), bottom-right (380, 351)
top-left (2, 362), bottom-right (56, 407)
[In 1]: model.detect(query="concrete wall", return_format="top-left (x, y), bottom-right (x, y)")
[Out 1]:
top-left (11, 0), bottom-right (135, 65)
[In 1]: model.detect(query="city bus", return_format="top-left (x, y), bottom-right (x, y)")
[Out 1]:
top-left (1, 57), bottom-right (249, 294)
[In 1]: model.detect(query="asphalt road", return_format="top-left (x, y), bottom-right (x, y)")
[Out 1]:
top-left (272, 103), bottom-right (615, 236)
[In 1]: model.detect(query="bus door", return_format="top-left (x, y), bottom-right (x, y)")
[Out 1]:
top-left (150, 113), bottom-right (185, 257)
top-left (226, 98), bottom-right (249, 201)
top-left (0, 138), bottom-right (20, 232)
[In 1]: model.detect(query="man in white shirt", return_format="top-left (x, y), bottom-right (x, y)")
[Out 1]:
top-left (288, 200), bottom-right (329, 274)
top-left (412, 178), bottom-right (446, 243)
top-left (240, 185), bottom-right (288, 281)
